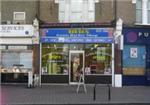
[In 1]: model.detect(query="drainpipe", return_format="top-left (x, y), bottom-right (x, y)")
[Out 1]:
top-left (36, 0), bottom-right (40, 19)
top-left (114, 18), bottom-right (123, 88)
top-left (114, 0), bottom-right (117, 25)
top-left (112, 0), bottom-right (117, 87)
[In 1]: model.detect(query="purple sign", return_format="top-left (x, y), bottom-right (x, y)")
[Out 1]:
top-left (123, 28), bottom-right (150, 44)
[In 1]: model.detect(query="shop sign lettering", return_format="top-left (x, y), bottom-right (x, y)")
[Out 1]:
top-left (8, 46), bottom-right (27, 50)
top-left (49, 54), bottom-right (62, 60)
top-left (68, 29), bottom-right (89, 34)
top-left (44, 28), bottom-right (113, 37)
top-left (42, 28), bottom-right (114, 43)
top-left (93, 55), bottom-right (105, 60)
top-left (124, 28), bottom-right (150, 44)
top-left (91, 51), bottom-right (106, 61)
top-left (0, 25), bottom-right (33, 37)
top-left (41, 37), bottom-right (113, 43)
top-left (1, 26), bottom-right (24, 32)
top-left (138, 32), bottom-right (149, 38)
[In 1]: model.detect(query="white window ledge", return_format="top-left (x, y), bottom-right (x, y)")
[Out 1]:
top-left (135, 23), bottom-right (150, 26)
top-left (55, 0), bottom-right (59, 3)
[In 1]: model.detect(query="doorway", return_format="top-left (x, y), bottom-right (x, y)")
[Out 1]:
top-left (69, 50), bottom-right (84, 84)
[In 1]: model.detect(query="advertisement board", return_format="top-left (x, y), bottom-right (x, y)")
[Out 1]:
top-left (123, 28), bottom-right (150, 45)
top-left (0, 25), bottom-right (34, 37)
top-left (41, 28), bottom-right (114, 43)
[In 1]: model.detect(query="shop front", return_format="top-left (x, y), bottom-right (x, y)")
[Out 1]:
top-left (0, 25), bottom-right (39, 84)
top-left (40, 28), bottom-right (115, 85)
top-left (123, 27), bottom-right (150, 86)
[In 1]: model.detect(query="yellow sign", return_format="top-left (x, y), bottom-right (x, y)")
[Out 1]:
top-left (49, 54), bottom-right (62, 60)
top-left (93, 55), bottom-right (105, 60)
top-left (69, 29), bottom-right (89, 34)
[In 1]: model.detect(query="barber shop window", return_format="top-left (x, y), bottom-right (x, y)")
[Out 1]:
top-left (42, 44), bottom-right (69, 75)
top-left (85, 44), bottom-right (112, 75)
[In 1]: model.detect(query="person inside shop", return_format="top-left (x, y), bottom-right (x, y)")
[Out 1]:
top-left (76, 65), bottom-right (83, 81)
top-left (63, 66), bottom-right (68, 75)
top-left (85, 65), bottom-right (91, 74)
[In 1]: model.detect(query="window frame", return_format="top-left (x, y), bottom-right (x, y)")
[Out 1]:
top-left (56, 0), bottom-right (96, 23)
top-left (135, 0), bottom-right (150, 25)
top-left (13, 12), bottom-right (26, 21)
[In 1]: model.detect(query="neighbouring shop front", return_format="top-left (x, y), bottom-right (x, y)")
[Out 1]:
top-left (0, 25), bottom-right (39, 83)
top-left (40, 28), bottom-right (115, 85)
top-left (123, 27), bottom-right (150, 86)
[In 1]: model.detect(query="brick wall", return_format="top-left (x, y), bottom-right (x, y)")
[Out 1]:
top-left (117, 0), bottom-right (136, 25)
top-left (1, 0), bottom-right (37, 24)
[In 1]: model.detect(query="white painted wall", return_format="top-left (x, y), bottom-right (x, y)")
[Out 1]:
top-left (0, 38), bottom-right (33, 44)
top-left (112, 43), bottom-right (115, 87)
top-left (115, 74), bottom-right (122, 87)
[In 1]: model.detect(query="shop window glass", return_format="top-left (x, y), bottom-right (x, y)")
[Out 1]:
top-left (20, 52), bottom-right (32, 68)
top-left (2, 51), bottom-right (20, 68)
top-left (1, 50), bottom-right (32, 72)
top-left (41, 43), bottom-right (112, 75)
top-left (42, 44), bottom-right (69, 75)
top-left (85, 44), bottom-right (112, 75)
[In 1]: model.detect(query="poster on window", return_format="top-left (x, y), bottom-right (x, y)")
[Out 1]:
top-left (130, 48), bottom-right (138, 58)
top-left (97, 47), bottom-right (106, 61)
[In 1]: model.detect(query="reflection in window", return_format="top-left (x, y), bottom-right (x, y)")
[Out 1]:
top-left (42, 44), bottom-right (69, 75)
top-left (42, 44), bottom-right (112, 75)
top-left (85, 44), bottom-right (112, 75)
top-left (1, 50), bottom-right (32, 72)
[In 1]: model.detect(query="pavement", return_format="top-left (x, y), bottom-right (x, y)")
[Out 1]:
top-left (1, 84), bottom-right (150, 105)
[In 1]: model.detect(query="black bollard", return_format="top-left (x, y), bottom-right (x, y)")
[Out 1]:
top-left (107, 84), bottom-right (111, 101)
top-left (93, 84), bottom-right (96, 101)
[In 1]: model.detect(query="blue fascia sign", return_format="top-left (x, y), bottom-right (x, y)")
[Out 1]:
top-left (41, 37), bottom-right (113, 43)
top-left (41, 28), bottom-right (114, 43)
